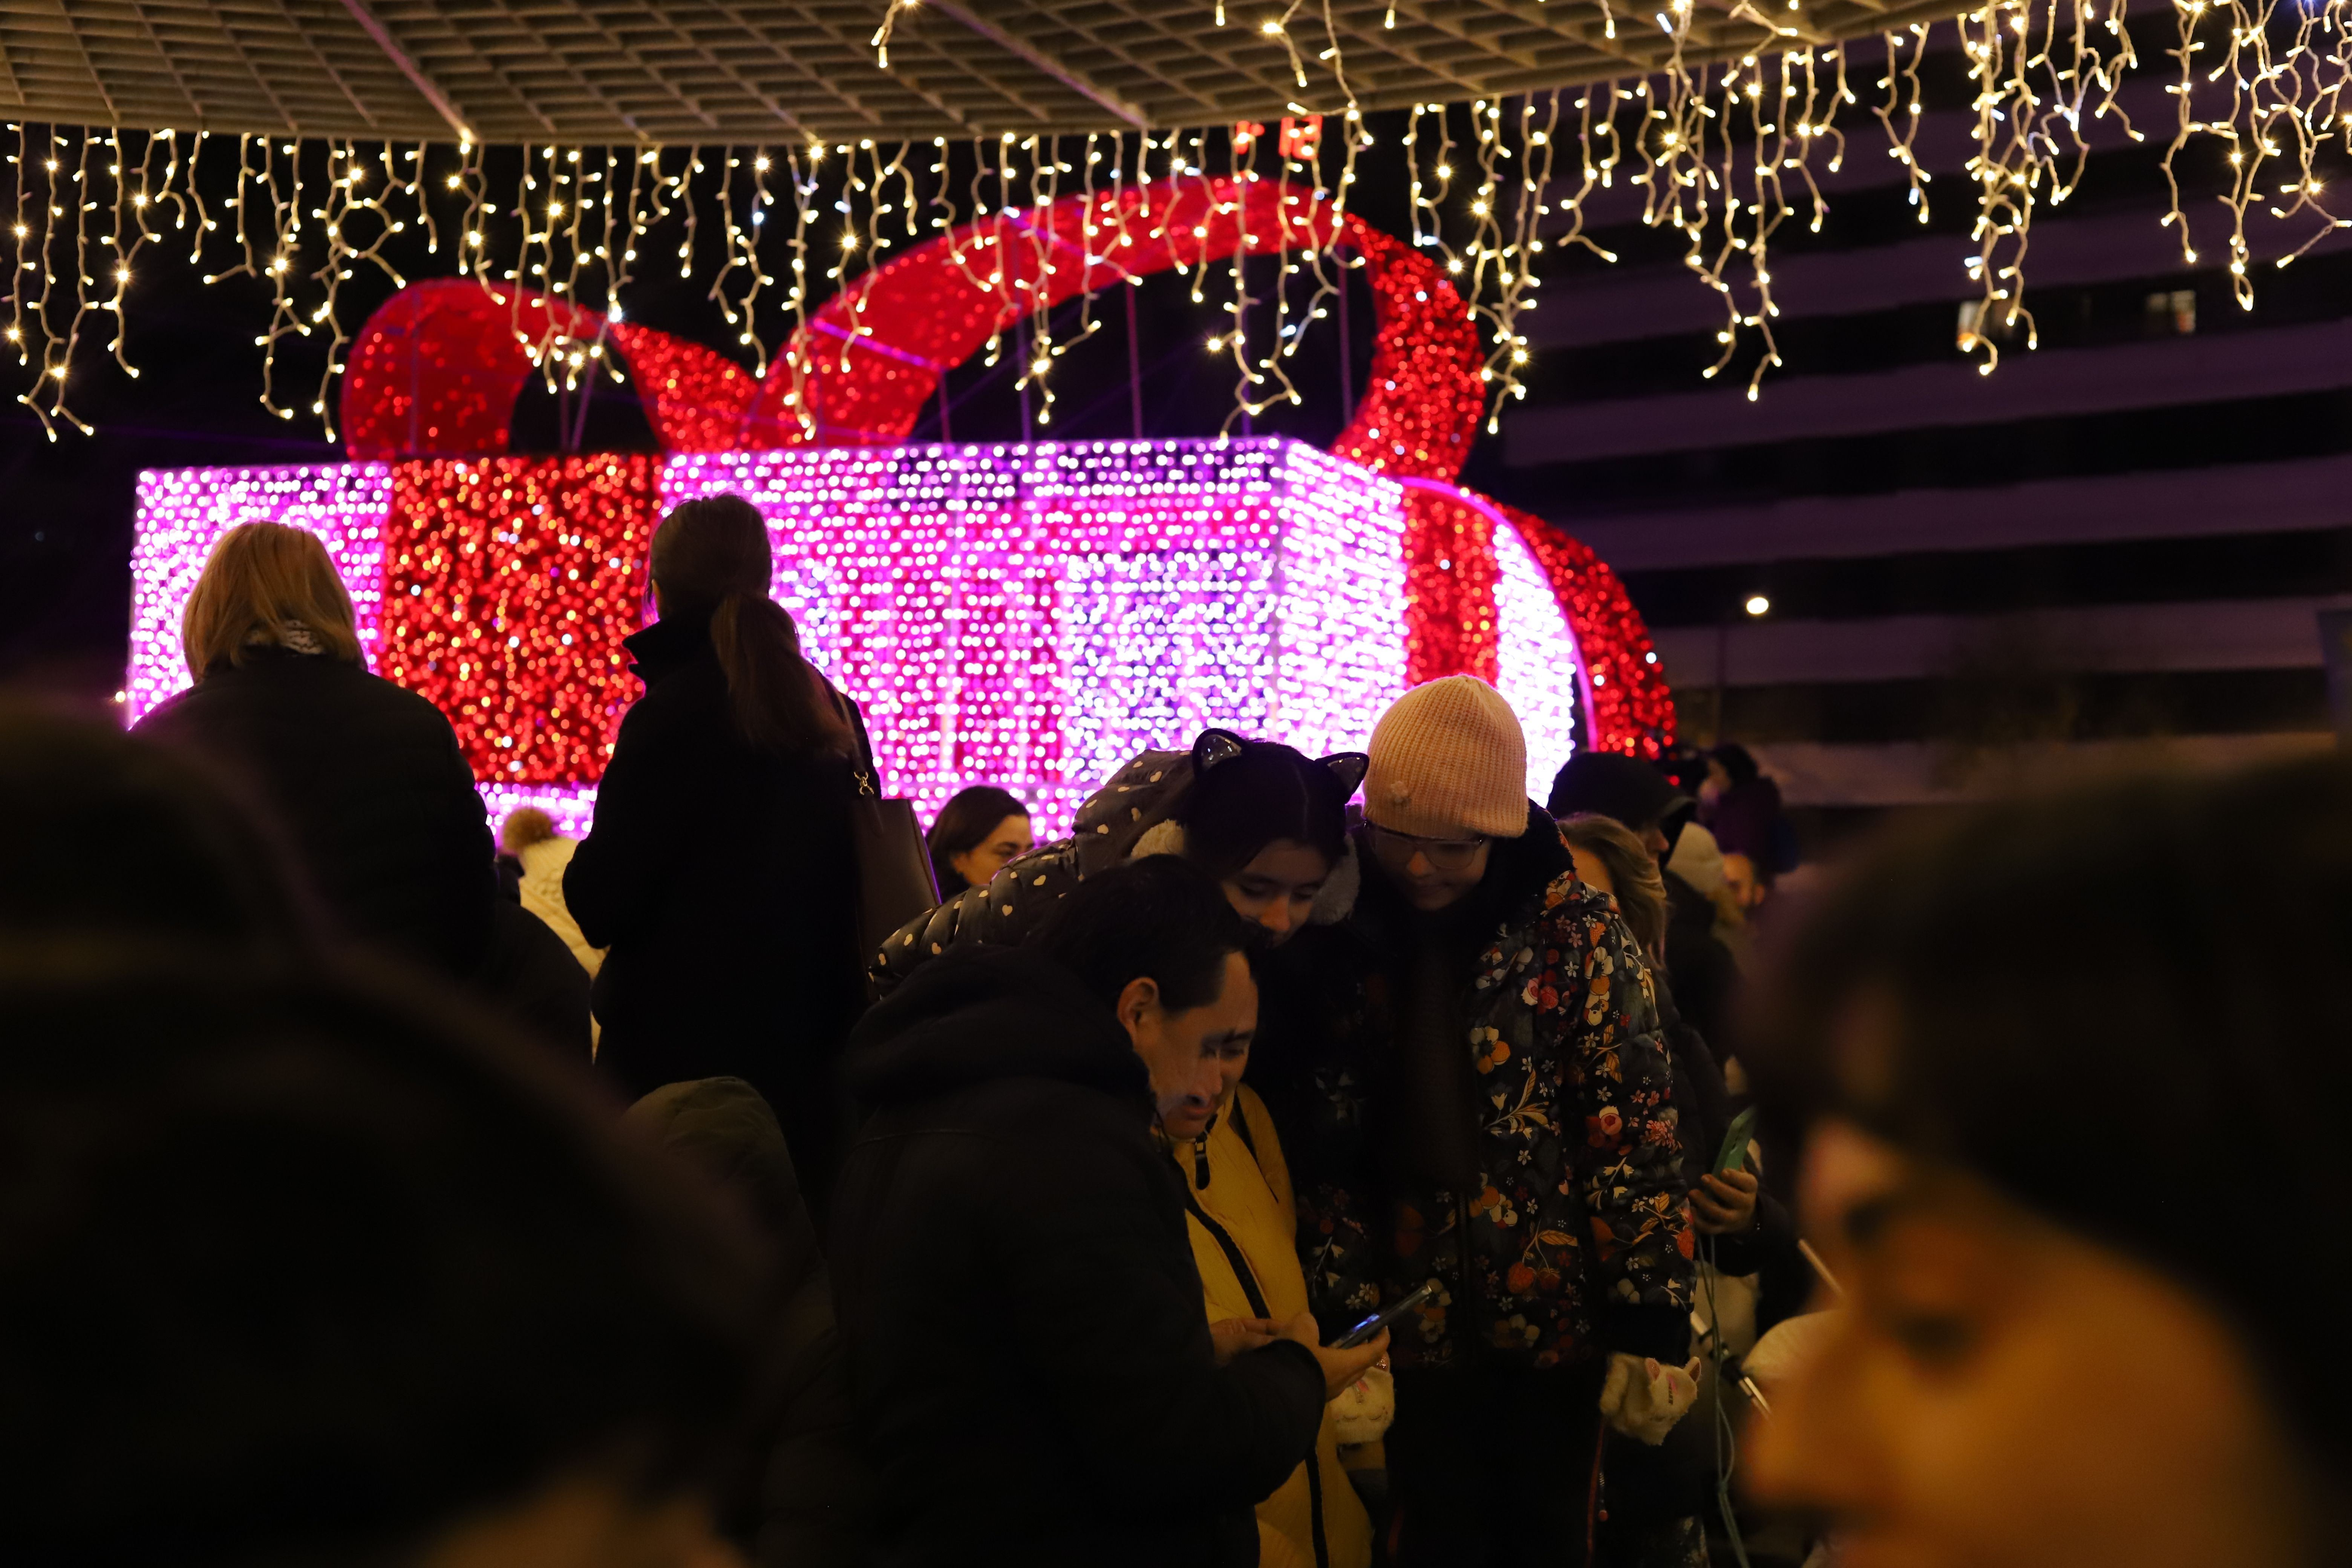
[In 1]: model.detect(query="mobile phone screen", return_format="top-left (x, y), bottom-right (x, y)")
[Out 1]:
top-left (1714, 1105), bottom-right (1760, 1176)
top-left (1331, 1279), bottom-right (1438, 1349)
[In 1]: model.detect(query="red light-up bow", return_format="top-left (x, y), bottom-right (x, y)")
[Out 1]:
top-left (341, 178), bottom-right (1670, 754)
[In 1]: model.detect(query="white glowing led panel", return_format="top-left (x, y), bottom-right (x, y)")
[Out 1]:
top-left (127, 464), bottom-right (394, 723)
top-left (1490, 511), bottom-right (1588, 802)
top-left (665, 438), bottom-right (1411, 833)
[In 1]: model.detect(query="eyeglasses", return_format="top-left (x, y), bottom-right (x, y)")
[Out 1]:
top-left (1367, 823), bottom-right (1488, 873)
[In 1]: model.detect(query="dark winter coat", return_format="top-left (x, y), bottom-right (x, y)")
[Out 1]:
top-left (1655, 976), bottom-right (1792, 1281)
top-left (1254, 804), bottom-right (1696, 1376)
top-left (1605, 977), bottom-right (1802, 1533)
top-left (626, 1078), bottom-right (872, 1568)
top-left (830, 946), bottom-right (1329, 1568)
top-left (478, 897), bottom-right (593, 1060)
top-left (1662, 870), bottom-right (1740, 1053)
top-left (564, 615), bottom-right (864, 1184)
top-left (133, 648), bottom-right (495, 975)
top-left (869, 745), bottom-right (1197, 995)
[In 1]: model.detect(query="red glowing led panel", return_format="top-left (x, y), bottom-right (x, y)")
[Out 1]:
top-left (1398, 483), bottom-right (1501, 687)
top-left (1502, 500), bottom-right (1674, 758)
top-left (380, 454), bottom-right (660, 786)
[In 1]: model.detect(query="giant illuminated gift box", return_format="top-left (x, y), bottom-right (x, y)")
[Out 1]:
top-left (128, 436), bottom-right (1589, 836)
top-left (131, 174), bottom-right (1670, 835)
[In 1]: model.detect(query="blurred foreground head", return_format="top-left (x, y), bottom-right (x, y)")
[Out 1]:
top-left (1743, 754), bottom-right (2352, 1568)
top-left (0, 704), bottom-right (312, 954)
top-left (0, 956), bottom-right (762, 1568)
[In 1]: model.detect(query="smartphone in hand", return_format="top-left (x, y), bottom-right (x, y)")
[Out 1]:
top-left (1714, 1105), bottom-right (1761, 1176)
top-left (1332, 1279), bottom-right (1439, 1349)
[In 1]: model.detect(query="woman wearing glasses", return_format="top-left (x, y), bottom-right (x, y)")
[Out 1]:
top-left (1253, 676), bottom-right (1695, 1568)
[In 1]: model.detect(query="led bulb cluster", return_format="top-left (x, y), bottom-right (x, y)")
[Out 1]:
top-left (665, 437), bottom-right (1412, 833)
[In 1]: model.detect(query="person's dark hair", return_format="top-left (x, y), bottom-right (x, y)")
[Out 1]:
top-left (1655, 743), bottom-right (1712, 800)
top-left (1175, 729), bottom-right (1364, 880)
top-left (0, 953), bottom-right (765, 1567)
top-left (1746, 754), bottom-right (2352, 1476)
top-left (0, 704), bottom-right (315, 954)
top-left (651, 495), bottom-right (848, 756)
top-left (926, 784), bottom-right (1031, 896)
top-left (1710, 743), bottom-right (1761, 788)
top-left (1033, 855), bottom-right (1263, 1014)
top-left (1547, 750), bottom-right (1690, 831)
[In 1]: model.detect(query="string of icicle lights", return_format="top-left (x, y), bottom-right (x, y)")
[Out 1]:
top-left (7, 0), bottom-right (2351, 438)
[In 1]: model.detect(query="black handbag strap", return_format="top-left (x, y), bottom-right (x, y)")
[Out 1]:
top-left (1182, 1186), bottom-right (1270, 1320)
top-left (1230, 1094), bottom-right (1261, 1165)
top-left (824, 679), bottom-right (880, 796)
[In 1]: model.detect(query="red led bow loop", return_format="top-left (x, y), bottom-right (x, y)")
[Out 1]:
top-left (341, 278), bottom-right (758, 459)
top-left (339, 178), bottom-right (1672, 760)
top-left (761, 176), bottom-right (1485, 476)
top-left (343, 178), bottom-right (1487, 476)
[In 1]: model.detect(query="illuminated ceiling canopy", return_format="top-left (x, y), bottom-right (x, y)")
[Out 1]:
top-left (1, 0), bottom-right (1961, 142)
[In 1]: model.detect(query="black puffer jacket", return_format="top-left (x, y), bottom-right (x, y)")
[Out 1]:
top-left (868, 745), bottom-right (1197, 995)
top-left (133, 648), bottom-right (495, 975)
top-left (626, 1078), bottom-right (872, 1568)
top-left (830, 947), bottom-right (1328, 1568)
top-left (565, 614), bottom-right (864, 1188)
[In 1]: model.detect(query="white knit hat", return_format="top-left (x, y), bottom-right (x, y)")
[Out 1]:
top-left (1363, 675), bottom-right (1528, 839)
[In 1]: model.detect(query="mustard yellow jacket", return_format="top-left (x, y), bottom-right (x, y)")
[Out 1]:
top-left (1181, 1085), bottom-right (1374, 1568)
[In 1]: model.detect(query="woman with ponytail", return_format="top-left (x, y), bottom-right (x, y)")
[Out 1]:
top-left (566, 495), bottom-right (867, 1196)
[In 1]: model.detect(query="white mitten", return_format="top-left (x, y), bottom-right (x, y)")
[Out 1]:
top-left (1329, 1362), bottom-right (1396, 1445)
top-left (1742, 1309), bottom-right (1841, 1402)
top-left (1598, 1352), bottom-right (1701, 1444)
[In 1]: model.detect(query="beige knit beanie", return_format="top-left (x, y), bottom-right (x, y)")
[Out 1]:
top-left (1364, 675), bottom-right (1529, 838)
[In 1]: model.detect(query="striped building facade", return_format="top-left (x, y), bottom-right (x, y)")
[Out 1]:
top-left (1484, 34), bottom-right (2352, 843)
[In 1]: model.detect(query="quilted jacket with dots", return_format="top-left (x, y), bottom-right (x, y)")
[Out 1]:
top-left (869, 747), bottom-right (1199, 996)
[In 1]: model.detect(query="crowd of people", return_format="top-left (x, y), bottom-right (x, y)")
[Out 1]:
top-left (6, 498), bottom-right (2347, 1568)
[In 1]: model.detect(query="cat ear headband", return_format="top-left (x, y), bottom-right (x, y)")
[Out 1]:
top-left (1191, 729), bottom-right (1369, 800)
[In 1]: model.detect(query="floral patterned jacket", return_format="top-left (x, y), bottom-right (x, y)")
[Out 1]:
top-left (1259, 808), bottom-right (1696, 1371)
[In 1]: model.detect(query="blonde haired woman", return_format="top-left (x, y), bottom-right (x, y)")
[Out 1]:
top-left (135, 522), bottom-right (496, 975)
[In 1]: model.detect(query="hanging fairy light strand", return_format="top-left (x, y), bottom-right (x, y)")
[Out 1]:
top-left (8, 0), bottom-right (2352, 438)
top-left (2161, 0), bottom-right (2352, 308)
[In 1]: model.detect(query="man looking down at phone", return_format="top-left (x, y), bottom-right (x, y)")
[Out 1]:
top-left (830, 856), bottom-right (1388, 1566)
top-left (1170, 939), bottom-right (1382, 1568)
top-left (1255, 677), bottom-right (1697, 1567)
